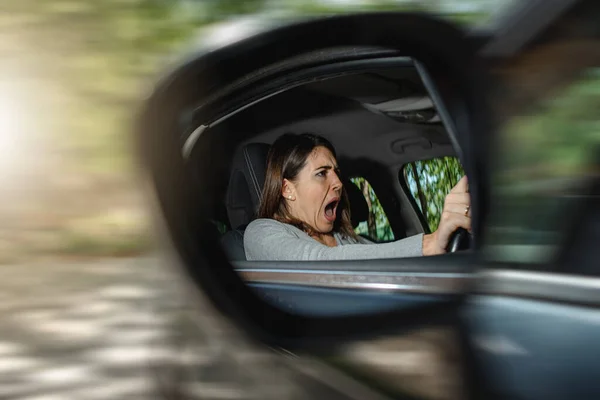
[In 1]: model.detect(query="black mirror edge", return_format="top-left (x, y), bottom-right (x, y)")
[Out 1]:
top-left (136, 12), bottom-right (493, 349)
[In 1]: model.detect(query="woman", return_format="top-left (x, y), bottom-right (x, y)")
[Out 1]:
top-left (244, 133), bottom-right (471, 261)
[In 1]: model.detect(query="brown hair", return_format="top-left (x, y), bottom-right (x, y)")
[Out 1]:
top-left (258, 133), bottom-right (357, 240)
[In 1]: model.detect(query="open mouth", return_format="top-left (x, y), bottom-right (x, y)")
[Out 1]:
top-left (324, 198), bottom-right (339, 222)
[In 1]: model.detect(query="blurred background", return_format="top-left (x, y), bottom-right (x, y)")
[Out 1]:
top-left (0, 0), bottom-right (511, 265)
top-left (0, 1), bottom-right (597, 399)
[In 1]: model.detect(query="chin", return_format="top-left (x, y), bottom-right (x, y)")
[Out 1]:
top-left (317, 222), bottom-right (335, 234)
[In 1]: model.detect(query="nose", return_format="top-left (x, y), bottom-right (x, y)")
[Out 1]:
top-left (331, 172), bottom-right (342, 192)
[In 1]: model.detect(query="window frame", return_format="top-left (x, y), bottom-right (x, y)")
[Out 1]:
top-left (398, 163), bottom-right (433, 235)
top-left (339, 158), bottom-right (411, 242)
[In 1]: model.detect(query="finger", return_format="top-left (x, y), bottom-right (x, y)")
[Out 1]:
top-left (451, 215), bottom-right (472, 233)
top-left (445, 192), bottom-right (471, 206)
top-left (443, 203), bottom-right (472, 217)
top-left (450, 175), bottom-right (468, 194)
top-left (440, 212), bottom-right (472, 233)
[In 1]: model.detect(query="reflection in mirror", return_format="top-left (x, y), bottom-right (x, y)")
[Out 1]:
top-left (184, 52), bottom-right (469, 265)
top-left (190, 56), bottom-right (470, 261)
top-left (403, 157), bottom-right (466, 233)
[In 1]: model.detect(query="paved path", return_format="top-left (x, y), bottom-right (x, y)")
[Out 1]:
top-left (0, 256), bottom-right (463, 400)
top-left (0, 256), bottom-right (333, 400)
top-left (0, 256), bottom-right (170, 399)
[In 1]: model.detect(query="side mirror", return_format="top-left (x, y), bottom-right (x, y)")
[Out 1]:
top-left (136, 12), bottom-right (492, 348)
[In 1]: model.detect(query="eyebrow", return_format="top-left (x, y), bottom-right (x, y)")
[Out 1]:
top-left (315, 165), bottom-right (340, 172)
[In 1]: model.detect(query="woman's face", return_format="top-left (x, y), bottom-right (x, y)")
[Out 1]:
top-left (283, 146), bottom-right (343, 234)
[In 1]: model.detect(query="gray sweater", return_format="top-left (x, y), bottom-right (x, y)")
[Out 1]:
top-left (244, 218), bottom-right (424, 261)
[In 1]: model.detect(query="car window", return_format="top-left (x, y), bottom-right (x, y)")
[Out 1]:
top-left (349, 177), bottom-right (395, 242)
top-left (484, 67), bottom-right (600, 267)
top-left (401, 157), bottom-right (465, 232)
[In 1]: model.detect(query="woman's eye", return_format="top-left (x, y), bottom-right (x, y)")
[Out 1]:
top-left (316, 171), bottom-right (326, 177)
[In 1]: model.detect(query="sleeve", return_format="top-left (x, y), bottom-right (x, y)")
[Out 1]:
top-left (244, 219), bottom-right (424, 261)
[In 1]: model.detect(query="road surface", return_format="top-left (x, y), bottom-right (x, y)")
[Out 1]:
top-left (0, 256), bottom-right (169, 399)
top-left (0, 256), bottom-right (463, 400)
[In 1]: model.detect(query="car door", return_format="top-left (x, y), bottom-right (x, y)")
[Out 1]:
top-left (139, 3), bottom-right (598, 400)
top-left (464, 28), bottom-right (600, 398)
top-left (400, 2), bottom-right (600, 397)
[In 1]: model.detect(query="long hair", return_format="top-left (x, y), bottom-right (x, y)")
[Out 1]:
top-left (258, 133), bottom-right (357, 240)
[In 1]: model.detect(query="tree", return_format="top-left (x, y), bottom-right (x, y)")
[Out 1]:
top-left (360, 179), bottom-right (377, 239)
top-left (405, 157), bottom-right (465, 232)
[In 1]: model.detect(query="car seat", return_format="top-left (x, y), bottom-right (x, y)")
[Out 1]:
top-left (221, 142), bottom-right (369, 260)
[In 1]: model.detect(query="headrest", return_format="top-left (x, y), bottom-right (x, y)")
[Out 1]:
top-left (344, 180), bottom-right (369, 229)
top-left (226, 143), bottom-right (270, 230)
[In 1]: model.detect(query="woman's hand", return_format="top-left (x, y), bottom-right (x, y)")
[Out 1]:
top-left (422, 176), bottom-right (471, 256)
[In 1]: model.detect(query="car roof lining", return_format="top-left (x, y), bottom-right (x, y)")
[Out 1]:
top-left (198, 63), bottom-right (460, 226)
top-left (228, 69), bottom-right (457, 169)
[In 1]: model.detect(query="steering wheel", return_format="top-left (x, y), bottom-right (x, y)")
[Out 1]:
top-left (446, 227), bottom-right (472, 253)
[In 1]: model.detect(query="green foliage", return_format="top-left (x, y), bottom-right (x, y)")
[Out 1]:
top-left (403, 157), bottom-right (465, 232)
top-left (56, 230), bottom-right (153, 257)
top-left (0, 0), bottom-right (494, 179)
top-left (498, 68), bottom-right (600, 185)
top-left (286, 0), bottom-right (427, 15)
top-left (350, 177), bottom-right (395, 242)
top-left (0, 0), bottom-right (524, 259)
top-left (200, 0), bottom-right (267, 22)
top-left (487, 68), bottom-right (600, 254)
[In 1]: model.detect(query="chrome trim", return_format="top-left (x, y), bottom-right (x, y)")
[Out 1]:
top-left (239, 267), bottom-right (600, 303)
top-left (182, 124), bottom-right (207, 159)
top-left (208, 88), bottom-right (289, 128)
top-left (182, 89), bottom-right (287, 160)
top-left (478, 269), bottom-right (600, 305)
top-left (237, 269), bottom-right (473, 294)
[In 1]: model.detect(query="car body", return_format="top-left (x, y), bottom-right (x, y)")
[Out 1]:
top-left (138, 1), bottom-right (600, 399)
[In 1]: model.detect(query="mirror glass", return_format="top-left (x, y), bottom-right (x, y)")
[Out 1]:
top-left (178, 48), bottom-right (476, 317)
top-left (183, 52), bottom-right (470, 267)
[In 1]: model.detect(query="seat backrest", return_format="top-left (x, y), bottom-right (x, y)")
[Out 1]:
top-left (221, 142), bottom-right (370, 260)
top-left (344, 179), bottom-right (369, 229)
top-left (221, 143), bottom-right (270, 260)
top-left (225, 143), bottom-right (271, 231)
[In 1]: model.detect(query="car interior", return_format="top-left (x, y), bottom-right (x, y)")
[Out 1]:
top-left (194, 58), bottom-right (463, 261)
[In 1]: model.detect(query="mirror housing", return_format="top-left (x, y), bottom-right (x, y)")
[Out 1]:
top-left (136, 12), bottom-right (492, 348)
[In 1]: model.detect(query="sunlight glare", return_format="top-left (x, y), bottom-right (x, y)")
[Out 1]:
top-left (0, 82), bottom-right (27, 180)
